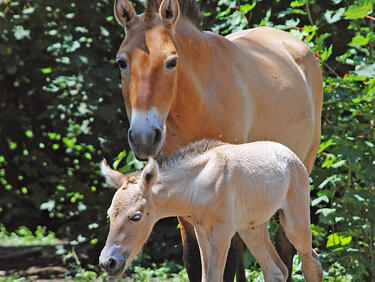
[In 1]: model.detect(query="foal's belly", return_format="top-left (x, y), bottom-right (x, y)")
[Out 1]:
top-left (234, 181), bottom-right (289, 230)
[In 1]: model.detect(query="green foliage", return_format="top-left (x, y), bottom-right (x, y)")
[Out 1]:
top-left (1, 0), bottom-right (375, 280)
top-left (211, 0), bottom-right (375, 280)
top-left (0, 224), bottom-right (59, 246)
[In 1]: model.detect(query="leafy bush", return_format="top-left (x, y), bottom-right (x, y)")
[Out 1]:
top-left (1, 0), bottom-right (375, 279)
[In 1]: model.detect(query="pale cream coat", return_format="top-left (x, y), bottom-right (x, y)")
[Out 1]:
top-left (99, 140), bottom-right (323, 282)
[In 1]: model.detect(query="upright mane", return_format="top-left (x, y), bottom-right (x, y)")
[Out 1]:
top-left (145, 0), bottom-right (202, 30)
top-left (156, 139), bottom-right (225, 169)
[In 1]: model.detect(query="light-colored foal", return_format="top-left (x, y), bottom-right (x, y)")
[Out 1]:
top-left (99, 140), bottom-right (323, 282)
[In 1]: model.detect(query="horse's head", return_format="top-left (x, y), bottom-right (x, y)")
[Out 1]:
top-left (114, 0), bottom-right (181, 160)
top-left (99, 159), bottom-right (159, 277)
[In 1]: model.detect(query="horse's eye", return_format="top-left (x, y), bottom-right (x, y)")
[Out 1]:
top-left (116, 58), bottom-right (129, 72)
top-left (129, 212), bottom-right (142, 222)
top-left (165, 57), bottom-right (178, 70)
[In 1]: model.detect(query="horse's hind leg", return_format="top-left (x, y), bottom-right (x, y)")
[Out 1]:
top-left (178, 217), bottom-right (202, 282)
top-left (275, 224), bottom-right (296, 282)
top-left (279, 170), bottom-right (323, 282)
top-left (232, 233), bottom-right (247, 282)
top-left (239, 223), bottom-right (287, 282)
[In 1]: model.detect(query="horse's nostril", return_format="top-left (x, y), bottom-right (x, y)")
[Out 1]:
top-left (128, 130), bottom-right (134, 144)
top-left (153, 128), bottom-right (162, 145)
top-left (108, 258), bottom-right (117, 271)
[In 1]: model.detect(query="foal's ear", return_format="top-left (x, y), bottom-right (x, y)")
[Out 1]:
top-left (140, 158), bottom-right (159, 189)
top-left (100, 159), bottom-right (126, 189)
top-left (114, 0), bottom-right (138, 29)
top-left (159, 0), bottom-right (180, 29)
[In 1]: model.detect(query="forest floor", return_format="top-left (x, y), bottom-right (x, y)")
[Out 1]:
top-left (0, 245), bottom-right (67, 280)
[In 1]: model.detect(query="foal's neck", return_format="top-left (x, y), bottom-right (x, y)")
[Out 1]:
top-left (152, 158), bottom-right (208, 218)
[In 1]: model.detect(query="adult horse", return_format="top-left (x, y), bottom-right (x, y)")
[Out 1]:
top-left (112, 0), bottom-right (323, 281)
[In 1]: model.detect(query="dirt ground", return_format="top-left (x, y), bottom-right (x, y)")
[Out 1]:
top-left (0, 245), bottom-right (67, 280)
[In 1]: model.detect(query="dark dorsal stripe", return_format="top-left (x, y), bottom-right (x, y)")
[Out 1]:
top-left (145, 0), bottom-right (202, 30)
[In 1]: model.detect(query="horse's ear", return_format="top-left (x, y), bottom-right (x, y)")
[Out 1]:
top-left (101, 159), bottom-right (126, 189)
top-left (159, 0), bottom-right (180, 29)
top-left (140, 158), bottom-right (159, 191)
top-left (114, 0), bottom-right (138, 29)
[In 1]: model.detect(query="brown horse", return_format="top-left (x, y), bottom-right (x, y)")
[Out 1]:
top-left (112, 0), bottom-right (323, 281)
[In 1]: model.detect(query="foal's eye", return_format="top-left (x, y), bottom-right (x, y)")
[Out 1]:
top-left (165, 56), bottom-right (178, 70)
top-left (129, 212), bottom-right (142, 222)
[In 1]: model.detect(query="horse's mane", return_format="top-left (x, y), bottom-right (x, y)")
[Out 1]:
top-left (155, 139), bottom-right (225, 169)
top-left (145, 0), bottom-right (202, 30)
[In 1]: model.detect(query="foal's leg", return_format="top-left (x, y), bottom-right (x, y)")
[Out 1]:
top-left (193, 225), bottom-right (210, 282)
top-left (206, 226), bottom-right (234, 282)
top-left (279, 172), bottom-right (323, 282)
top-left (179, 217), bottom-right (243, 282)
top-left (239, 223), bottom-right (287, 282)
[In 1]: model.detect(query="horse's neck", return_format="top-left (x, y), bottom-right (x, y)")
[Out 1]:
top-left (163, 25), bottom-right (231, 152)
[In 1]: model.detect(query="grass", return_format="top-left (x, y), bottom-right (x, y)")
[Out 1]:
top-left (0, 225), bottom-right (354, 281)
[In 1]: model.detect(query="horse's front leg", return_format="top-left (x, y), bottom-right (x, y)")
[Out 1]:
top-left (206, 226), bottom-right (235, 282)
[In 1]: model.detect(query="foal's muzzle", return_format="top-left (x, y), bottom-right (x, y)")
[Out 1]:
top-left (99, 244), bottom-right (126, 277)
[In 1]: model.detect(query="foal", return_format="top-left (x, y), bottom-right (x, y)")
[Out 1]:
top-left (99, 140), bottom-right (323, 282)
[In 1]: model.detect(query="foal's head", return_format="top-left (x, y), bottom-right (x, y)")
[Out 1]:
top-left (114, 0), bottom-right (185, 160)
top-left (99, 159), bottom-right (159, 277)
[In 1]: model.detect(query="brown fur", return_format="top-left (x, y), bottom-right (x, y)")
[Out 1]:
top-left (113, 1), bottom-right (323, 280)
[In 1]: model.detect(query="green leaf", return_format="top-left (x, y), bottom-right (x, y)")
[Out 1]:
top-left (331, 160), bottom-right (346, 168)
top-left (327, 233), bottom-right (352, 247)
top-left (40, 200), bottom-right (55, 212)
top-left (318, 138), bottom-right (335, 154)
top-left (240, 2), bottom-right (256, 13)
top-left (311, 195), bottom-right (329, 206)
top-left (290, 0), bottom-right (307, 7)
top-left (345, 2), bottom-right (373, 19)
top-left (320, 45), bottom-right (332, 62)
top-left (78, 202), bottom-right (87, 212)
top-left (62, 137), bottom-right (74, 149)
top-left (13, 25), bottom-right (30, 40)
top-left (22, 7), bottom-right (35, 14)
top-left (316, 208), bottom-right (336, 217)
top-left (25, 130), bottom-right (33, 138)
top-left (324, 8), bottom-right (345, 23)
top-left (41, 67), bottom-right (52, 74)
top-left (351, 34), bottom-right (369, 46)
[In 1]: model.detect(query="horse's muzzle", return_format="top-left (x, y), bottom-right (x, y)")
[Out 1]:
top-left (128, 126), bottom-right (163, 160)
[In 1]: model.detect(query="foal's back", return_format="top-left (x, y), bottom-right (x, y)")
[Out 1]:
top-left (213, 141), bottom-right (308, 226)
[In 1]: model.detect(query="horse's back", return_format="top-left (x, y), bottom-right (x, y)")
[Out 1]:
top-left (223, 27), bottom-right (323, 166)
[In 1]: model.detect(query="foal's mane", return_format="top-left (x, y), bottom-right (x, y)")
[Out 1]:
top-left (156, 139), bottom-right (225, 169)
top-left (145, 0), bottom-right (202, 30)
